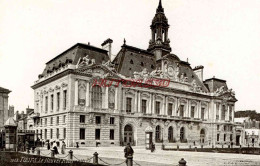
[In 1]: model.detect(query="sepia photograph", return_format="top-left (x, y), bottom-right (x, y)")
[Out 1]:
top-left (0, 0), bottom-right (260, 165)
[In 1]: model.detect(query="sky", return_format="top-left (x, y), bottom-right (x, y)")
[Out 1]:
top-left (0, 0), bottom-right (260, 112)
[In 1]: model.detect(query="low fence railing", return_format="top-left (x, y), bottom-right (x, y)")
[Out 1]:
top-left (23, 147), bottom-right (188, 166)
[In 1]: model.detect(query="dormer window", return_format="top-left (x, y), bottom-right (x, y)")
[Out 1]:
top-left (130, 59), bottom-right (134, 64)
top-left (151, 65), bottom-right (155, 69)
top-left (140, 62), bottom-right (144, 66)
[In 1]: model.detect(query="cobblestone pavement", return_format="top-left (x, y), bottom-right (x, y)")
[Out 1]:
top-left (39, 146), bottom-right (260, 166)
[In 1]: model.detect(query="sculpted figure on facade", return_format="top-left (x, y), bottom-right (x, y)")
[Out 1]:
top-left (103, 60), bottom-right (116, 72)
top-left (150, 119), bottom-right (157, 127)
top-left (133, 68), bottom-right (150, 80)
top-left (79, 55), bottom-right (96, 68)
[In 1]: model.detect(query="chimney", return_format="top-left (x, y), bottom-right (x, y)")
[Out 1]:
top-left (101, 38), bottom-right (113, 60)
top-left (193, 65), bottom-right (204, 82)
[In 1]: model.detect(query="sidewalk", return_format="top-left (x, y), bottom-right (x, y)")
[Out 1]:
top-left (38, 146), bottom-right (260, 166)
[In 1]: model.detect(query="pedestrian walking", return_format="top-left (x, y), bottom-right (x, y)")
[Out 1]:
top-left (61, 141), bottom-right (66, 154)
top-left (47, 141), bottom-right (50, 150)
top-left (124, 143), bottom-right (134, 165)
top-left (53, 141), bottom-right (59, 154)
top-left (151, 142), bottom-right (155, 152)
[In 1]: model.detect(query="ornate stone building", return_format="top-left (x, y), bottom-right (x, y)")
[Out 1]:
top-left (32, 0), bottom-right (237, 148)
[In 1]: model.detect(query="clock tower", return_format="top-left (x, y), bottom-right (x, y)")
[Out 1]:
top-left (148, 0), bottom-right (171, 60)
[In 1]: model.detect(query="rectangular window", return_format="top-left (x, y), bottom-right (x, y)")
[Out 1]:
top-left (201, 108), bottom-right (205, 120)
top-left (40, 119), bottom-right (43, 126)
top-left (191, 106), bottom-right (195, 118)
top-left (51, 94), bottom-right (54, 111)
top-left (217, 134), bottom-right (219, 141)
top-left (230, 134), bottom-right (232, 141)
top-left (56, 128), bottom-right (59, 139)
top-left (168, 103), bottom-right (173, 116)
top-left (221, 105), bottom-right (225, 120)
top-left (155, 101), bottom-right (160, 115)
top-left (63, 128), bottom-right (66, 139)
top-left (217, 125), bottom-right (219, 130)
top-left (57, 92), bottom-right (60, 111)
top-left (229, 106), bottom-right (232, 121)
top-left (80, 128), bottom-right (85, 140)
top-left (63, 90), bottom-right (67, 109)
top-left (50, 117), bottom-right (53, 125)
top-left (110, 117), bottom-right (115, 125)
top-left (50, 129), bottom-right (53, 139)
top-left (216, 103), bottom-right (219, 120)
top-left (80, 115), bottom-right (85, 123)
top-left (45, 118), bottom-right (47, 126)
top-left (96, 116), bottom-right (101, 124)
top-left (56, 116), bottom-right (59, 125)
top-left (224, 134), bottom-right (226, 141)
top-left (45, 129), bottom-right (47, 139)
top-left (95, 129), bottom-right (100, 140)
top-left (180, 105), bottom-right (184, 117)
top-left (40, 130), bottom-right (42, 139)
top-left (110, 129), bottom-right (114, 140)
top-left (141, 100), bottom-right (147, 114)
top-left (45, 96), bottom-right (48, 112)
top-left (63, 115), bottom-right (66, 123)
top-left (126, 97), bottom-right (132, 113)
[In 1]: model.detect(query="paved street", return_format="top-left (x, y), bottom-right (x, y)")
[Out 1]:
top-left (38, 146), bottom-right (260, 166)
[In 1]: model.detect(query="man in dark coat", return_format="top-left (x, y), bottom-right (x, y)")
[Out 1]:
top-left (124, 143), bottom-right (134, 165)
top-left (47, 141), bottom-right (50, 150)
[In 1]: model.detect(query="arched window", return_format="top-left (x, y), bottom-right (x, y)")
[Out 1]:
top-left (155, 125), bottom-right (161, 143)
top-left (200, 129), bottom-right (205, 143)
top-left (168, 126), bottom-right (174, 142)
top-left (91, 85), bottom-right (102, 109)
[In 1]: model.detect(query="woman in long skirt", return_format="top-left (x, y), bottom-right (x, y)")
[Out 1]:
top-left (61, 141), bottom-right (66, 154)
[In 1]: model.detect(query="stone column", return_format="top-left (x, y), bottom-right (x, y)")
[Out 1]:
top-left (122, 89), bottom-right (125, 111)
top-left (149, 93), bottom-right (152, 114)
top-left (74, 79), bottom-right (78, 106)
top-left (105, 87), bottom-right (109, 109)
top-left (162, 95), bottom-right (165, 115)
top-left (138, 91), bottom-right (141, 113)
top-left (86, 82), bottom-right (90, 107)
top-left (186, 100), bottom-right (190, 117)
top-left (227, 105), bottom-right (230, 121)
top-left (115, 88), bottom-right (118, 110)
top-left (135, 91), bottom-right (138, 113)
top-left (232, 105), bottom-right (235, 122)
top-left (165, 96), bottom-right (168, 115)
top-left (175, 98), bottom-right (179, 116)
top-left (198, 101), bottom-right (201, 119)
top-left (152, 94), bottom-right (156, 114)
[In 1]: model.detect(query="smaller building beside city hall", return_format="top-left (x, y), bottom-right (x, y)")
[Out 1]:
top-left (31, 1), bottom-right (237, 148)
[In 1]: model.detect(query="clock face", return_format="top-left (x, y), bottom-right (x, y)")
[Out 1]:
top-left (168, 66), bottom-right (174, 76)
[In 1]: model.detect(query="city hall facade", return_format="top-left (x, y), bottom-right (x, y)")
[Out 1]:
top-left (31, 1), bottom-right (237, 148)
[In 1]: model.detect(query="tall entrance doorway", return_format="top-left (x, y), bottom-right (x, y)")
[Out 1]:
top-left (124, 125), bottom-right (134, 145)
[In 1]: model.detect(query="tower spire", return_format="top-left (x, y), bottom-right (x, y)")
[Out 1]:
top-left (148, 0), bottom-right (171, 60)
top-left (157, 0), bottom-right (164, 13)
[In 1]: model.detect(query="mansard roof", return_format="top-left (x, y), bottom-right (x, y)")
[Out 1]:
top-left (40, 43), bottom-right (109, 77)
top-left (204, 77), bottom-right (228, 93)
top-left (113, 44), bottom-right (156, 77)
top-left (0, 87), bottom-right (11, 94)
